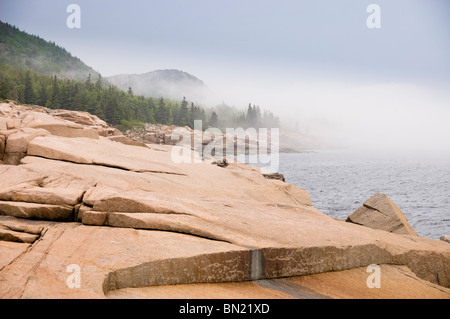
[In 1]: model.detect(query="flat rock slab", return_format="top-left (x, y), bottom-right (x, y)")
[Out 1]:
top-left (20, 112), bottom-right (99, 139)
top-left (0, 241), bottom-right (30, 271)
top-left (0, 201), bottom-right (73, 221)
top-left (0, 222), bottom-right (250, 299)
top-left (106, 265), bottom-right (450, 299)
top-left (0, 186), bottom-right (86, 207)
top-left (27, 135), bottom-right (184, 175)
top-left (287, 264), bottom-right (450, 299)
top-left (0, 228), bottom-right (39, 243)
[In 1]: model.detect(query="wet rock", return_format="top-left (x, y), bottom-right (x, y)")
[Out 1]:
top-left (212, 158), bottom-right (228, 167)
top-left (262, 172), bottom-right (285, 182)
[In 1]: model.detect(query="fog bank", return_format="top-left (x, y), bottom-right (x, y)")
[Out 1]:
top-left (206, 77), bottom-right (450, 156)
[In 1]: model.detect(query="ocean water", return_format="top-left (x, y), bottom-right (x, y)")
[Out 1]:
top-left (275, 150), bottom-right (450, 239)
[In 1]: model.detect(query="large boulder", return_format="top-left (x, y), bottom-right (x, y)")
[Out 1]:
top-left (5, 128), bottom-right (50, 154)
top-left (346, 193), bottom-right (418, 236)
top-left (3, 128), bottom-right (50, 165)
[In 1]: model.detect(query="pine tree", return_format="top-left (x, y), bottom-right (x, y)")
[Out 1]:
top-left (189, 102), bottom-right (195, 128)
top-left (85, 74), bottom-right (93, 91)
top-left (0, 78), bottom-right (11, 99)
top-left (209, 111), bottom-right (218, 127)
top-left (246, 104), bottom-right (256, 128)
top-left (155, 97), bottom-right (171, 124)
top-left (178, 96), bottom-right (189, 126)
top-left (24, 71), bottom-right (34, 104)
top-left (49, 75), bottom-right (60, 108)
top-left (36, 84), bottom-right (48, 106)
top-left (94, 101), bottom-right (105, 119)
top-left (104, 95), bottom-right (121, 125)
top-left (9, 86), bottom-right (19, 102)
top-left (95, 74), bottom-right (102, 90)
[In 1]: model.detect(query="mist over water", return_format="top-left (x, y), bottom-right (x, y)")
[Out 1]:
top-left (278, 150), bottom-right (450, 239)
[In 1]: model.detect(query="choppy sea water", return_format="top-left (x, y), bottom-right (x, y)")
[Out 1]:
top-left (259, 150), bottom-right (450, 239)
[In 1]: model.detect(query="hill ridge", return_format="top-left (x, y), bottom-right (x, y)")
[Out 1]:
top-left (0, 20), bottom-right (100, 82)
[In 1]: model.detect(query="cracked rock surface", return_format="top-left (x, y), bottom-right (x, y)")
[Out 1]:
top-left (0, 102), bottom-right (449, 299)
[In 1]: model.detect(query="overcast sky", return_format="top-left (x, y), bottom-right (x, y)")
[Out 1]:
top-left (1, 0), bottom-right (449, 154)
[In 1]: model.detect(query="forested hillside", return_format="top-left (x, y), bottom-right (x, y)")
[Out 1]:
top-left (0, 21), bottom-right (100, 82)
top-left (0, 65), bottom-right (279, 130)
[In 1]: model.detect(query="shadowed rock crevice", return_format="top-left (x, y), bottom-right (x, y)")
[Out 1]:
top-left (0, 217), bottom-right (44, 244)
top-left (249, 249), bottom-right (265, 280)
top-left (104, 212), bottom-right (233, 243)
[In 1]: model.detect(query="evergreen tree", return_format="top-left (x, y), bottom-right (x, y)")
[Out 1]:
top-left (94, 100), bottom-right (105, 119)
top-left (155, 97), bottom-right (171, 124)
top-left (24, 71), bottom-right (34, 104)
top-left (95, 74), bottom-right (102, 90)
top-left (49, 75), bottom-right (60, 108)
top-left (9, 86), bottom-right (19, 102)
top-left (189, 102), bottom-right (195, 128)
top-left (104, 94), bottom-right (121, 125)
top-left (209, 111), bottom-right (218, 127)
top-left (143, 98), bottom-right (155, 123)
top-left (178, 96), bottom-right (189, 126)
top-left (0, 77), bottom-right (11, 99)
top-left (36, 84), bottom-right (48, 106)
top-left (85, 74), bottom-right (93, 91)
top-left (246, 104), bottom-right (256, 127)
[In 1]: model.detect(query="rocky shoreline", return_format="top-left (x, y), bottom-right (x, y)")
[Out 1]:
top-left (0, 101), bottom-right (449, 299)
top-left (124, 123), bottom-right (308, 155)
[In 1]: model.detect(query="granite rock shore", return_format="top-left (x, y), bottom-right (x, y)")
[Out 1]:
top-left (0, 102), bottom-right (449, 299)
